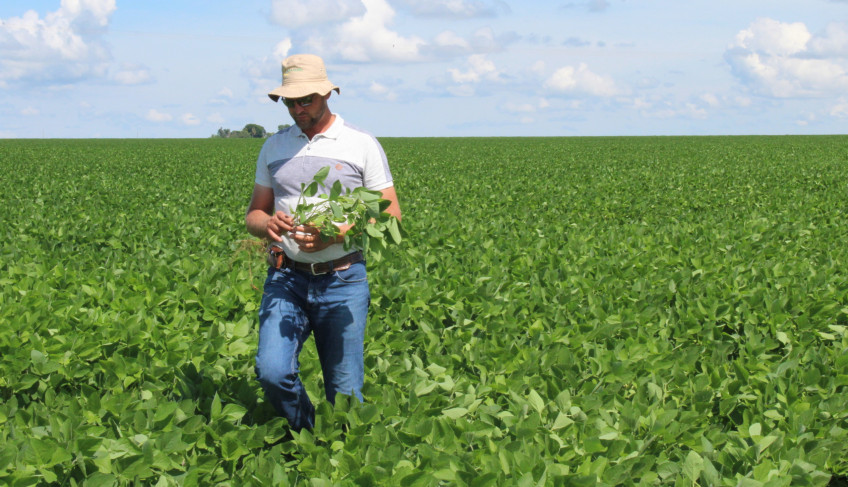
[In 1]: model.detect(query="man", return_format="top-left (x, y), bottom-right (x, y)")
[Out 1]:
top-left (245, 54), bottom-right (401, 431)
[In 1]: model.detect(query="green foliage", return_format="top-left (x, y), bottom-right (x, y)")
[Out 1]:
top-left (292, 166), bottom-right (401, 258)
top-left (242, 124), bottom-right (266, 138)
top-left (213, 123), bottom-right (277, 139)
top-left (0, 136), bottom-right (847, 485)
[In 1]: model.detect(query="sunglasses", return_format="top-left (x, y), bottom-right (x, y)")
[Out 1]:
top-left (282, 94), bottom-right (315, 108)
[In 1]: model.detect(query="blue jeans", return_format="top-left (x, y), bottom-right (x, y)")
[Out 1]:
top-left (254, 261), bottom-right (370, 431)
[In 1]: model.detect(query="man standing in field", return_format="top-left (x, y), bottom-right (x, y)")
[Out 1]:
top-left (245, 54), bottom-right (401, 431)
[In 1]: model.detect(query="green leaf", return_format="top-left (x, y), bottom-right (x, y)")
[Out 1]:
top-left (442, 407), bottom-right (469, 419)
top-left (330, 179), bottom-right (343, 199)
top-left (330, 201), bottom-right (344, 220)
top-left (682, 451), bottom-right (704, 481)
top-left (210, 392), bottom-right (222, 420)
top-left (527, 389), bottom-right (545, 414)
top-left (388, 217), bottom-right (402, 244)
top-left (552, 412), bottom-right (573, 430)
top-left (220, 431), bottom-right (249, 460)
top-left (312, 165), bottom-right (330, 184)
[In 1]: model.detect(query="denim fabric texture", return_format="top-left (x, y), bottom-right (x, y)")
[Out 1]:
top-left (255, 260), bottom-right (370, 431)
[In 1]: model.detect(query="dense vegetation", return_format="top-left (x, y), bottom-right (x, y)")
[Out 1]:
top-left (1, 136), bottom-right (846, 485)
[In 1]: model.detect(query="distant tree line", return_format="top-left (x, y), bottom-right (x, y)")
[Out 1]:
top-left (212, 123), bottom-right (291, 138)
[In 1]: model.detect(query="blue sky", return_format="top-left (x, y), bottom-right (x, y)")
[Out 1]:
top-left (1, 0), bottom-right (847, 138)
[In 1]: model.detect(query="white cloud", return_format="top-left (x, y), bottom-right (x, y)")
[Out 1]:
top-left (21, 106), bottom-right (39, 116)
top-left (210, 87), bottom-right (235, 105)
top-left (683, 102), bottom-right (708, 119)
top-left (448, 54), bottom-right (500, 83)
top-left (831, 98), bottom-right (848, 118)
top-left (146, 109), bottom-right (172, 122)
top-left (725, 18), bottom-right (848, 98)
top-left (272, 39), bottom-right (292, 61)
top-left (319, 0), bottom-right (425, 62)
top-left (0, 0), bottom-right (116, 86)
top-left (809, 22), bottom-right (848, 57)
top-left (733, 18), bottom-right (810, 56)
top-left (434, 31), bottom-right (471, 52)
top-left (369, 81), bottom-right (398, 101)
top-left (270, 0), bottom-right (367, 28)
top-left (394, 0), bottom-right (503, 19)
top-left (544, 63), bottom-right (621, 97)
top-left (112, 65), bottom-right (152, 85)
top-left (274, 0), bottom-right (510, 64)
top-left (701, 93), bottom-right (720, 107)
top-left (181, 113), bottom-right (200, 126)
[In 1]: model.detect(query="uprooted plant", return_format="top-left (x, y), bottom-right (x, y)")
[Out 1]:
top-left (291, 166), bottom-right (402, 258)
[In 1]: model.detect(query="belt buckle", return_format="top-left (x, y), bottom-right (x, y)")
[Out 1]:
top-left (309, 262), bottom-right (327, 275)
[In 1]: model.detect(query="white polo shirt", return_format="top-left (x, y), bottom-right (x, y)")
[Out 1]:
top-left (254, 114), bottom-right (394, 263)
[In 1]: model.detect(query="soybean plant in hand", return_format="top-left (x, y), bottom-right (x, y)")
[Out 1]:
top-left (292, 166), bottom-right (402, 259)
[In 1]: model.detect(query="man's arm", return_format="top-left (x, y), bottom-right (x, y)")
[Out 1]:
top-left (380, 185), bottom-right (402, 222)
top-left (245, 184), bottom-right (293, 242)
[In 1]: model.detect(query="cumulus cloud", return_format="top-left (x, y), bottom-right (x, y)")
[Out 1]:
top-left (448, 54), bottom-right (500, 83)
top-left (433, 31), bottom-right (471, 54)
top-left (269, 0), bottom-right (513, 63)
top-left (544, 63), bottom-right (621, 97)
top-left (146, 109), bottom-right (172, 122)
top-left (270, 0), bottom-right (367, 28)
top-left (369, 81), bottom-right (398, 101)
top-left (304, 0), bottom-right (425, 62)
top-left (272, 39), bottom-right (292, 61)
top-left (0, 0), bottom-right (116, 86)
top-left (725, 18), bottom-right (848, 98)
top-left (393, 0), bottom-right (505, 18)
top-left (443, 54), bottom-right (502, 96)
top-left (21, 106), bottom-right (39, 116)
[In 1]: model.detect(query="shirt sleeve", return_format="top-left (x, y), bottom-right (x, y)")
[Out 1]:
top-left (362, 135), bottom-right (394, 191)
top-left (254, 139), bottom-right (273, 188)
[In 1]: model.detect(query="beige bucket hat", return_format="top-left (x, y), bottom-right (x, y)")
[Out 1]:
top-left (268, 54), bottom-right (340, 102)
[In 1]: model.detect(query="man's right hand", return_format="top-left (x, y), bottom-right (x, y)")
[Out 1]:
top-left (266, 211), bottom-right (295, 242)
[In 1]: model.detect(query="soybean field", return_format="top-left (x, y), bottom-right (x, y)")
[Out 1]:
top-left (1, 136), bottom-right (847, 485)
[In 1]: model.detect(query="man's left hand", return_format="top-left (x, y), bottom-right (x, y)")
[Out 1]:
top-left (290, 225), bottom-right (338, 252)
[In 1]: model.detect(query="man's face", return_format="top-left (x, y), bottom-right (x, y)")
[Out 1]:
top-left (285, 93), bottom-right (328, 133)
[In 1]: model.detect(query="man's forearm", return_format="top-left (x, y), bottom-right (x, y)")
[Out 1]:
top-left (245, 210), bottom-right (272, 240)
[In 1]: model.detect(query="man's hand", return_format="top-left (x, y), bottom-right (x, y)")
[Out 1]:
top-left (266, 211), bottom-right (295, 242)
top-left (289, 224), bottom-right (338, 252)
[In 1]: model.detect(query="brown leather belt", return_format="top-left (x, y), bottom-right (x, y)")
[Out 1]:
top-left (267, 245), bottom-right (363, 275)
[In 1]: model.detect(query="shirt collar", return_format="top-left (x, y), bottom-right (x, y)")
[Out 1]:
top-left (293, 114), bottom-right (344, 140)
